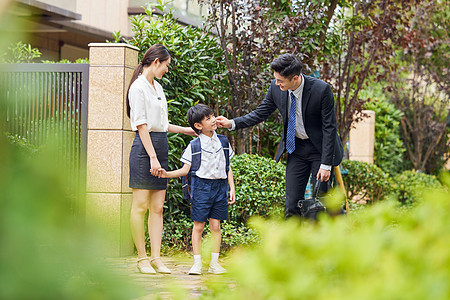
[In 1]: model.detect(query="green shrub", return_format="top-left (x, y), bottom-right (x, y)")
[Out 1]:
top-left (201, 175), bottom-right (450, 300)
top-left (5, 133), bottom-right (39, 155)
top-left (0, 41), bottom-right (41, 63)
top-left (42, 58), bottom-right (89, 64)
top-left (393, 170), bottom-right (443, 205)
top-left (216, 221), bottom-right (260, 251)
top-left (229, 154), bottom-right (286, 222)
top-left (365, 99), bottom-right (406, 175)
top-left (341, 159), bottom-right (393, 203)
top-left (114, 1), bottom-right (227, 228)
top-left (159, 154), bottom-right (285, 252)
top-left (161, 213), bottom-right (192, 252)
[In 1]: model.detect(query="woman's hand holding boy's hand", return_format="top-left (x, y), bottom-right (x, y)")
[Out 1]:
top-left (228, 188), bottom-right (236, 205)
top-left (156, 168), bottom-right (167, 178)
top-left (150, 157), bottom-right (161, 176)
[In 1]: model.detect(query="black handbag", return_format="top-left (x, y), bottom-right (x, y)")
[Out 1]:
top-left (297, 181), bottom-right (326, 220)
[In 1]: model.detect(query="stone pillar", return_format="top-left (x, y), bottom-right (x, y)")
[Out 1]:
top-left (86, 43), bottom-right (139, 256)
top-left (349, 110), bottom-right (375, 164)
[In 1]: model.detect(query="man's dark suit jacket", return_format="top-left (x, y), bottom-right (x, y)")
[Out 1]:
top-left (234, 75), bottom-right (344, 166)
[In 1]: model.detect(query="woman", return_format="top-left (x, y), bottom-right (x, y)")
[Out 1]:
top-left (127, 44), bottom-right (194, 274)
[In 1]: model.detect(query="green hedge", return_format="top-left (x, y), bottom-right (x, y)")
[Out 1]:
top-left (160, 154), bottom-right (285, 252)
top-left (160, 156), bottom-right (445, 252)
top-left (341, 159), bottom-right (443, 204)
top-left (393, 170), bottom-right (443, 205)
top-left (341, 159), bottom-right (393, 203)
top-left (200, 175), bottom-right (450, 300)
top-left (229, 154), bottom-right (286, 222)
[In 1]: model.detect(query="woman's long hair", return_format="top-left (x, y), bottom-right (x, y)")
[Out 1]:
top-left (126, 44), bottom-right (171, 118)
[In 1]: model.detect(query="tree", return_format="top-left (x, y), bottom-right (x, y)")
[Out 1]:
top-left (198, 0), bottom-right (277, 155)
top-left (320, 0), bottom-right (422, 144)
top-left (390, 1), bottom-right (449, 173)
top-left (200, 0), bottom-right (342, 156)
top-left (201, 0), bottom-right (426, 159)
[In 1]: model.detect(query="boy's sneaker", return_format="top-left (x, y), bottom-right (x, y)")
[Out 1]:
top-left (188, 262), bottom-right (202, 275)
top-left (208, 261), bottom-right (227, 274)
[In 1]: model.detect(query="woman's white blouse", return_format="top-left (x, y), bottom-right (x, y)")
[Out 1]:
top-left (128, 75), bottom-right (169, 132)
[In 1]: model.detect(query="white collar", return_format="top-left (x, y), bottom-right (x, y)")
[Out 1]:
top-left (289, 74), bottom-right (305, 99)
top-left (199, 131), bottom-right (218, 143)
top-left (138, 75), bottom-right (159, 94)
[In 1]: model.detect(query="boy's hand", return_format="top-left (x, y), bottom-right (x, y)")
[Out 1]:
top-left (228, 188), bottom-right (236, 204)
top-left (157, 168), bottom-right (168, 178)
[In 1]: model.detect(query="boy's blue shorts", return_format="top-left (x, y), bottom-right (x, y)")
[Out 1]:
top-left (190, 177), bottom-right (228, 222)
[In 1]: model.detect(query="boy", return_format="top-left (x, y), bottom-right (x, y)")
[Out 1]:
top-left (158, 104), bottom-right (236, 275)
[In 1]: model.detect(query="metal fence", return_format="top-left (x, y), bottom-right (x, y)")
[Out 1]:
top-left (0, 63), bottom-right (89, 202)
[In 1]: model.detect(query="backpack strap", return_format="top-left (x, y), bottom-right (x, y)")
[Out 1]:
top-left (190, 137), bottom-right (202, 175)
top-left (217, 134), bottom-right (230, 175)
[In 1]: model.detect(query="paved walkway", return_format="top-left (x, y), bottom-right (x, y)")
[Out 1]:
top-left (106, 253), bottom-right (230, 299)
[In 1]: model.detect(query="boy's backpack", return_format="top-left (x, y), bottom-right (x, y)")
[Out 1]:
top-left (182, 134), bottom-right (230, 201)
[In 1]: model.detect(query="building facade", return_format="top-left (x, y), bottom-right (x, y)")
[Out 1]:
top-left (7, 0), bottom-right (205, 61)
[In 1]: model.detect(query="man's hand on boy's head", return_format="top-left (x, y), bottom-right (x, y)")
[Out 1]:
top-left (216, 116), bottom-right (232, 128)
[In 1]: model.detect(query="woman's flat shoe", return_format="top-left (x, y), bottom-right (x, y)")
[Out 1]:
top-left (136, 257), bottom-right (156, 274)
top-left (150, 257), bottom-right (171, 274)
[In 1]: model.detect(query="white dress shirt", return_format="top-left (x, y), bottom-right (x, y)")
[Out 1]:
top-left (289, 74), bottom-right (309, 140)
top-left (181, 132), bottom-right (234, 179)
top-left (128, 75), bottom-right (169, 132)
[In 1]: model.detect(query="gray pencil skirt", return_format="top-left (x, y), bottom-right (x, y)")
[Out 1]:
top-left (129, 131), bottom-right (168, 190)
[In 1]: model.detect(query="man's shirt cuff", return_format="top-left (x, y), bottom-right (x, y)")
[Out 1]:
top-left (320, 164), bottom-right (332, 171)
top-left (229, 120), bottom-right (236, 131)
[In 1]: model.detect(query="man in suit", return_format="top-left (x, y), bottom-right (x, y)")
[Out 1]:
top-left (216, 54), bottom-right (343, 218)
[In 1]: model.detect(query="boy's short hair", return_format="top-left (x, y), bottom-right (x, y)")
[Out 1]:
top-left (270, 54), bottom-right (303, 79)
top-left (187, 104), bottom-right (214, 134)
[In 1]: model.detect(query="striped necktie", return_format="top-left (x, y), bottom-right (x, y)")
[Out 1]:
top-left (286, 92), bottom-right (296, 154)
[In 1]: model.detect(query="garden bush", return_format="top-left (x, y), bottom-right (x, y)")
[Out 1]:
top-left (5, 133), bottom-right (39, 155)
top-left (365, 99), bottom-right (406, 175)
top-left (159, 153), bottom-right (285, 252)
top-left (393, 170), bottom-right (443, 205)
top-left (341, 159), bottom-right (393, 203)
top-left (114, 1), bottom-right (227, 230)
top-left (201, 174), bottom-right (450, 300)
top-left (229, 154), bottom-right (286, 222)
top-left (341, 159), bottom-right (445, 205)
top-left (0, 41), bottom-right (89, 63)
top-left (154, 155), bottom-right (444, 252)
top-left (0, 41), bottom-right (41, 63)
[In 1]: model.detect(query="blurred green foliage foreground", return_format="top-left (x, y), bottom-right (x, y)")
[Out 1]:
top-left (2, 108), bottom-right (449, 300)
top-left (202, 176), bottom-right (450, 300)
top-left (0, 128), bottom-right (139, 298)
